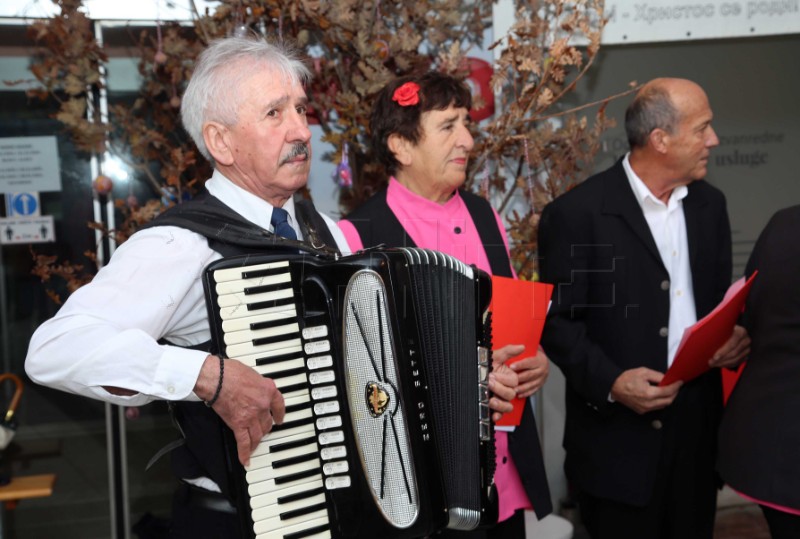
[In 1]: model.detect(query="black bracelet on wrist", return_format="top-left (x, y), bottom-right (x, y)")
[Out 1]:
top-left (205, 357), bottom-right (224, 407)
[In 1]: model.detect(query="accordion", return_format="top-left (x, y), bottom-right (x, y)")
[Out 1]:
top-left (203, 247), bottom-right (498, 538)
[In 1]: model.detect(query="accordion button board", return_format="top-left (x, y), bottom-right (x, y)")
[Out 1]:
top-left (204, 248), bottom-right (498, 538)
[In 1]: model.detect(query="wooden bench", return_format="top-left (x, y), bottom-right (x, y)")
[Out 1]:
top-left (0, 474), bottom-right (56, 538)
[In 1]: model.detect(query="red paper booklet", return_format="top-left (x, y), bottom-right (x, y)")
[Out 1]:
top-left (659, 271), bottom-right (757, 387)
top-left (489, 276), bottom-right (553, 427)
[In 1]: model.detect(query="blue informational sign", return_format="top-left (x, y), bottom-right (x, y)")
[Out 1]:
top-left (7, 192), bottom-right (39, 216)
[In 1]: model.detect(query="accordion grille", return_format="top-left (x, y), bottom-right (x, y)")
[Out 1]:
top-left (343, 269), bottom-right (420, 528)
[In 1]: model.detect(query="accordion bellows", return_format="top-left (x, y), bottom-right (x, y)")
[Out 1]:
top-left (204, 247), bottom-right (498, 539)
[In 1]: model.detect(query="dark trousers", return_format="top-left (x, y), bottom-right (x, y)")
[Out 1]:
top-left (169, 483), bottom-right (240, 539)
top-left (760, 505), bottom-right (800, 539)
top-left (578, 403), bottom-right (718, 539)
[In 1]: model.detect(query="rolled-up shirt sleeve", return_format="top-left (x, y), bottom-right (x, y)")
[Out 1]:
top-left (25, 225), bottom-right (218, 406)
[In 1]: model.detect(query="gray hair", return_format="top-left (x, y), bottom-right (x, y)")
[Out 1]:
top-left (180, 36), bottom-right (311, 161)
top-left (624, 85), bottom-right (679, 150)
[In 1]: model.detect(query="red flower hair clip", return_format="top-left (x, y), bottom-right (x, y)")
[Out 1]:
top-left (392, 82), bottom-right (420, 107)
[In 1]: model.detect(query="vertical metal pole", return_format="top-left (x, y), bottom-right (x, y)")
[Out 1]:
top-left (105, 402), bottom-right (129, 539)
top-left (0, 245), bottom-right (10, 376)
top-left (92, 20), bottom-right (129, 539)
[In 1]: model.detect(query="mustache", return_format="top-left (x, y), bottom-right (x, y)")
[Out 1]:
top-left (280, 143), bottom-right (310, 165)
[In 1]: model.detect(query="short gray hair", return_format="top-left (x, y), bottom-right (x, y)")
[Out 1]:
top-left (624, 85), bottom-right (679, 150)
top-left (181, 36), bottom-right (311, 161)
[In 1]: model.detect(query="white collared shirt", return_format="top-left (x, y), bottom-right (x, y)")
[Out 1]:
top-left (25, 170), bottom-right (349, 406)
top-left (622, 154), bottom-right (696, 367)
top-left (206, 170), bottom-right (303, 238)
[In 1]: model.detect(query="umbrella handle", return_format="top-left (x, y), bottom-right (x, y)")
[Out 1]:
top-left (0, 374), bottom-right (23, 423)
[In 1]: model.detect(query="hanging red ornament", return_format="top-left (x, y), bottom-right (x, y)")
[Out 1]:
top-left (306, 105), bottom-right (320, 126)
top-left (464, 57), bottom-right (495, 122)
top-left (333, 143), bottom-right (353, 188)
top-left (372, 38), bottom-right (390, 62)
top-left (93, 174), bottom-right (113, 195)
top-left (153, 18), bottom-right (166, 67)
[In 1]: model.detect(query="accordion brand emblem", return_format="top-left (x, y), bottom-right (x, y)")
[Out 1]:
top-left (365, 381), bottom-right (391, 417)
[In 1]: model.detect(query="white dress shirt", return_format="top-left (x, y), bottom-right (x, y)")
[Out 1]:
top-left (25, 170), bottom-right (350, 405)
top-left (622, 154), bottom-right (696, 367)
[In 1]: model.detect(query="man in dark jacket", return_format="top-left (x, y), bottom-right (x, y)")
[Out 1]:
top-left (538, 78), bottom-right (750, 539)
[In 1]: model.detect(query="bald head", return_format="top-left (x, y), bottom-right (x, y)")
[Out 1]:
top-left (625, 78), bottom-right (708, 150)
top-left (625, 77), bottom-right (718, 198)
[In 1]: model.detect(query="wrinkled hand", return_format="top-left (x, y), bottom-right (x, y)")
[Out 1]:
top-left (487, 363), bottom-right (519, 422)
top-left (509, 346), bottom-right (550, 398)
top-left (195, 355), bottom-right (285, 466)
top-left (610, 367), bottom-right (682, 415)
top-left (708, 325), bottom-right (750, 369)
top-left (493, 344), bottom-right (526, 366)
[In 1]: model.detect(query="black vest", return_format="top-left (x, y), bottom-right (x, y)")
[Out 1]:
top-left (344, 188), bottom-right (514, 278)
top-left (144, 191), bottom-right (339, 499)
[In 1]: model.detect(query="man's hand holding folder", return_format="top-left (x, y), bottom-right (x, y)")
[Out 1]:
top-left (659, 273), bottom-right (756, 387)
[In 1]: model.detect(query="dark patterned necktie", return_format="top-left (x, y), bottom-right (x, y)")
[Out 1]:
top-left (270, 206), bottom-right (297, 240)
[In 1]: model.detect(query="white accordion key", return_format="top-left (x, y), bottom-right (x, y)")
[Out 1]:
top-left (215, 271), bottom-right (291, 294)
top-left (251, 491), bottom-right (326, 523)
top-left (263, 421), bottom-right (314, 442)
top-left (254, 357), bottom-right (305, 377)
top-left (246, 456), bottom-right (321, 485)
top-left (272, 372), bottom-right (308, 390)
top-left (245, 459), bottom-right (322, 496)
top-left (254, 515), bottom-right (330, 539)
top-left (226, 338), bottom-right (303, 360)
top-left (248, 470), bottom-right (322, 498)
top-left (216, 288), bottom-right (294, 309)
top-left (212, 261), bottom-right (289, 284)
top-left (247, 442), bottom-right (317, 470)
top-left (219, 301), bottom-right (296, 321)
top-left (251, 431), bottom-right (316, 459)
top-left (263, 407), bottom-right (315, 443)
top-left (234, 345), bottom-right (303, 368)
top-left (249, 477), bottom-right (324, 511)
top-left (221, 308), bottom-right (295, 333)
top-left (223, 322), bottom-right (299, 346)
top-left (275, 407), bottom-right (313, 425)
top-left (282, 392), bottom-right (311, 408)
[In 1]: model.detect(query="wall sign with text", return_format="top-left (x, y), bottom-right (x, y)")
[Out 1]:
top-left (0, 136), bottom-right (62, 194)
top-left (603, 0), bottom-right (800, 44)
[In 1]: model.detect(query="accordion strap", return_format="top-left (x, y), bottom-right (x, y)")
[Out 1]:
top-left (143, 190), bottom-right (339, 258)
top-left (459, 190), bottom-right (514, 278)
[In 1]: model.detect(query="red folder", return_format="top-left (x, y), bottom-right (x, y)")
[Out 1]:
top-left (489, 276), bottom-right (553, 426)
top-left (659, 271), bottom-right (757, 387)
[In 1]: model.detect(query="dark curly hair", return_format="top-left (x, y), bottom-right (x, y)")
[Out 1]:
top-left (370, 71), bottom-right (472, 176)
